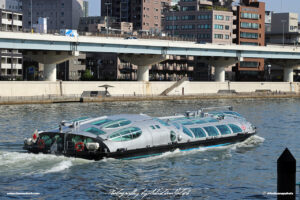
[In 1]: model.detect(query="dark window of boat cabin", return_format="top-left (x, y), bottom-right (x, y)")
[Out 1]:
top-left (182, 126), bottom-right (193, 138)
top-left (228, 124), bottom-right (243, 133)
top-left (155, 125), bottom-right (160, 129)
top-left (103, 119), bottom-right (131, 129)
top-left (216, 125), bottom-right (231, 135)
top-left (155, 118), bottom-right (170, 126)
top-left (172, 122), bottom-right (180, 130)
top-left (71, 116), bottom-right (89, 122)
top-left (190, 128), bottom-right (207, 138)
top-left (92, 119), bottom-right (112, 126)
top-left (84, 127), bottom-right (106, 135)
top-left (170, 131), bottom-right (176, 142)
top-left (203, 126), bottom-right (219, 136)
top-left (150, 125), bottom-right (156, 129)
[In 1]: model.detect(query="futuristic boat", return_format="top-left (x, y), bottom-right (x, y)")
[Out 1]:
top-left (23, 106), bottom-right (256, 160)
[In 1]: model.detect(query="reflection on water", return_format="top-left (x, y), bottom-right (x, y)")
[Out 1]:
top-left (0, 98), bottom-right (300, 199)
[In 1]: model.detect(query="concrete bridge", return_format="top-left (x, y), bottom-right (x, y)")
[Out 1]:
top-left (0, 31), bottom-right (300, 82)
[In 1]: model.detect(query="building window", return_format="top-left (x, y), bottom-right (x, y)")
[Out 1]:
top-left (225, 35), bottom-right (230, 39)
top-left (214, 15), bottom-right (224, 20)
top-left (240, 61), bottom-right (259, 68)
top-left (240, 32), bottom-right (258, 39)
top-left (214, 24), bottom-right (224, 30)
top-left (225, 25), bottom-right (230, 30)
top-left (240, 42), bottom-right (259, 46)
top-left (241, 12), bottom-right (259, 19)
top-left (214, 34), bottom-right (223, 39)
top-left (241, 22), bottom-right (259, 29)
top-left (198, 14), bottom-right (211, 20)
top-left (226, 16), bottom-right (230, 21)
top-left (182, 6), bottom-right (196, 11)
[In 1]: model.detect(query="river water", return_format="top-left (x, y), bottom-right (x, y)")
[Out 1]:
top-left (0, 98), bottom-right (299, 200)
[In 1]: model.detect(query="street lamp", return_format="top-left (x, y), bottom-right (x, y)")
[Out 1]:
top-left (281, 20), bottom-right (287, 46)
top-left (31, 0), bottom-right (33, 33)
top-left (267, 64), bottom-right (271, 81)
top-left (105, 2), bottom-right (111, 36)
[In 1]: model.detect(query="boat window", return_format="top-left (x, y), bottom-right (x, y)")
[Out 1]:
top-left (155, 125), bottom-right (160, 129)
top-left (92, 119), bottom-right (112, 126)
top-left (102, 119), bottom-right (131, 129)
top-left (155, 118), bottom-right (170, 126)
top-left (228, 124), bottom-right (243, 133)
top-left (109, 127), bottom-right (142, 142)
top-left (172, 122), bottom-right (180, 130)
top-left (216, 125), bottom-right (231, 135)
top-left (170, 131), bottom-right (176, 142)
top-left (194, 119), bottom-right (206, 124)
top-left (40, 135), bottom-right (53, 146)
top-left (150, 125), bottom-right (155, 129)
top-left (181, 121), bottom-right (194, 125)
top-left (224, 111), bottom-right (242, 117)
top-left (84, 127), bottom-right (106, 135)
top-left (182, 126), bottom-right (194, 138)
top-left (190, 128), bottom-right (207, 138)
top-left (205, 118), bottom-right (218, 123)
top-left (203, 126), bottom-right (219, 137)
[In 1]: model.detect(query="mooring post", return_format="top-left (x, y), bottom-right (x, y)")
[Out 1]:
top-left (277, 148), bottom-right (296, 200)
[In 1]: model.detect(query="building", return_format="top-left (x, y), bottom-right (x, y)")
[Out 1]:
top-left (163, 0), bottom-right (234, 44)
top-left (78, 16), bottom-right (133, 35)
top-left (233, 0), bottom-right (265, 81)
top-left (57, 54), bottom-right (86, 81)
top-left (266, 12), bottom-right (299, 45)
top-left (0, 0), bottom-right (22, 11)
top-left (21, 0), bottom-right (84, 31)
top-left (83, 0), bottom-right (88, 17)
top-left (265, 10), bottom-right (272, 33)
top-left (0, 9), bottom-right (23, 80)
top-left (86, 53), bottom-right (194, 81)
top-left (101, 0), bottom-right (171, 35)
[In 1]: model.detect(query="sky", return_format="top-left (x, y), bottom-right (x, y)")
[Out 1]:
top-left (88, 0), bottom-right (300, 19)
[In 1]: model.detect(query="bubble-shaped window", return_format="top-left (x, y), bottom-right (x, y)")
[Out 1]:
top-left (109, 127), bottom-right (142, 142)
top-left (216, 125), bottom-right (231, 135)
top-left (190, 128), bottom-right (207, 138)
top-left (92, 119), bottom-right (112, 126)
top-left (182, 126), bottom-right (194, 138)
top-left (103, 119), bottom-right (131, 129)
top-left (228, 124), bottom-right (243, 133)
top-left (203, 126), bottom-right (219, 137)
top-left (84, 127), bottom-right (106, 135)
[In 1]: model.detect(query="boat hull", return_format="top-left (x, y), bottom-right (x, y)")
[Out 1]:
top-left (24, 132), bottom-right (255, 160)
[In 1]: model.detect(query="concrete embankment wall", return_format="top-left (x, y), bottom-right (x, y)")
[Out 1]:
top-left (0, 81), bottom-right (299, 97)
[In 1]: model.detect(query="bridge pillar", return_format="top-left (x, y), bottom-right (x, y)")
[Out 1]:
top-left (44, 64), bottom-right (57, 81)
top-left (119, 54), bottom-right (167, 81)
top-left (137, 66), bottom-right (149, 81)
top-left (199, 57), bottom-right (240, 82)
top-left (284, 67), bottom-right (294, 82)
top-left (23, 51), bottom-right (75, 81)
top-left (215, 66), bottom-right (226, 82)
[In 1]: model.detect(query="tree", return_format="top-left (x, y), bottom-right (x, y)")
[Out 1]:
top-left (81, 69), bottom-right (94, 81)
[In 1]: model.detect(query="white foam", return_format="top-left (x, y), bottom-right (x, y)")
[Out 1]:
top-left (44, 160), bottom-right (73, 173)
top-left (235, 135), bottom-right (265, 148)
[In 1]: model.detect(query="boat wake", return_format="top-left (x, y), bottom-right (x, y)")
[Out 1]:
top-left (0, 151), bottom-right (92, 176)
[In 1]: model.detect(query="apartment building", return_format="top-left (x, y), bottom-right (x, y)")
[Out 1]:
top-left (0, 9), bottom-right (23, 80)
top-left (266, 12), bottom-right (299, 45)
top-left (21, 0), bottom-right (84, 31)
top-left (101, 0), bottom-right (171, 35)
top-left (163, 0), bottom-right (234, 44)
top-left (233, 0), bottom-right (265, 81)
top-left (78, 16), bottom-right (133, 35)
top-left (0, 0), bottom-right (22, 11)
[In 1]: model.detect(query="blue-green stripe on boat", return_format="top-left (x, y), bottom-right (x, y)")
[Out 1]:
top-left (121, 153), bottom-right (163, 160)
top-left (180, 143), bottom-right (232, 152)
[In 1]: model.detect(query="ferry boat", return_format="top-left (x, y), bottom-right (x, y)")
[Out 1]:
top-left (23, 106), bottom-right (256, 160)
